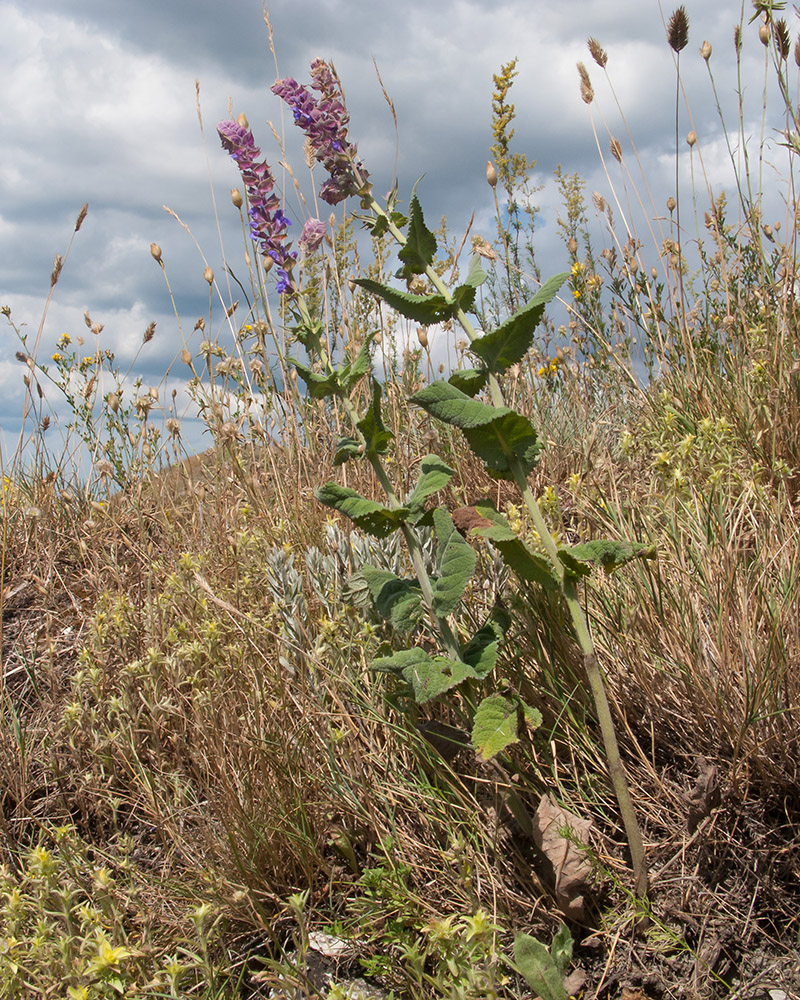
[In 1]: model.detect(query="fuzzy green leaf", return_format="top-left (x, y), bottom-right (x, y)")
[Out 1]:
top-left (462, 411), bottom-right (542, 479)
top-left (564, 538), bottom-right (656, 574)
top-left (411, 381), bottom-right (508, 428)
top-left (333, 436), bottom-right (361, 465)
top-left (357, 382), bottom-right (393, 457)
top-left (448, 368), bottom-right (488, 397)
top-left (397, 191), bottom-right (437, 278)
top-left (513, 933), bottom-right (569, 1000)
top-left (354, 278), bottom-right (454, 325)
top-left (406, 455), bottom-right (455, 522)
top-left (472, 694), bottom-right (535, 761)
top-left (452, 282), bottom-right (477, 313)
top-left (290, 360), bottom-right (341, 400)
top-left (464, 253), bottom-right (488, 288)
top-left (411, 383), bottom-right (542, 477)
top-left (461, 604), bottom-right (511, 677)
top-left (470, 272), bottom-right (568, 373)
top-left (315, 483), bottom-right (410, 538)
top-left (551, 925), bottom-right (574, 976)
top-left (431, 508), bottom-right (477, 617)
top-left (466, 500), bottom-right (559, 590)
top-left (372, 648), bottom-right (480, 704)
top-left (360, 566), bottom-right (424, 635)
top-left (341, 333), bottom-right (377, 391)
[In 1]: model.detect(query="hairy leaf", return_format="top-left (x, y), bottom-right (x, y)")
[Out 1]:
top-left (372, 648), bottom-right (479, 704)
top-left (451, 282), bottom-right (477, 313)
top-left (411, 381), bottom-right (506, 429)
top-left (464, 253), bottom-right (488, 288)
top-left (472, 694), bottom-right (520, 760)
top-left (431, 508), bottom-right (476, 617)
top-left (397, 191), bottom-right (438, 278)
top-left (333, 436), bottom-right (361, 465)
top-left (461, 605), bottom-right (510, 677)
top-left (315, 483), bottom-right (410, 538)
top-left (457, 501), bottom-right (559, 590)
top-left (357, 381), bottom-right (393, 457)
top-left (564, 538), bottom-right (657, 574)
top-left (462, 410), bottom-right (541, 479)
top-left (360, 566), bottom-right (424, 635)
top-left (290, 359), bottom-right (341, 400)
top-left (354, 278), bottom-right (455, 325)
top-left (448, 367), bottom-right (488, 397)
top-left (341, 333), bottom-right (377, 390)
top-left (513, 933), bottom-right (569, 1000)
top-left (470, 272), bottom-right (567, 373)
top-left (406, 455), bottom-right (455, 521)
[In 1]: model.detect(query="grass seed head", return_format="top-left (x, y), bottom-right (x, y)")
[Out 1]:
top-left (587, 37), bottom-right (608, 68)
top-left (577, 62), bottom-right (594, 104)
top-left (667, 6), bottom-right (689, 52)
top-left (610, 136), bottom-right (623, 162)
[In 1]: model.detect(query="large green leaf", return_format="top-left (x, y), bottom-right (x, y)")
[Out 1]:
top-left (461, 604), bottom-right (511, 677)
top-left (470, 272), bottom-right (568, 374)
top-left (315, 483), bottom-right (410, 538)
top-left (360, 566), bottom-right (424, 635)
top-left (564, 538), bottom-right (657, 574)
top-left (464, 500), bottom-right (559, 591)
top-left (431, 508), bottom-right (476, 618)
top-left (471, 694), bottom-right (540, 761)
top-left (406, 455), bottom-right (455, 522)
top-left (464, 253), bottom-right (488, 289)
top-left (357, 381), bottom-right (393, 457)
top-left (411, 383), bottom-right (542, 477)
top-left (513, 932), bottom-right (569, 1000)
top-left (451, 282), bottom-right (477, 313)
top-left (411, 381), bottom-right (509, 428)
top-left (333, 436), bottom-right (361, 465)
top-left (462, 410), bottom-right (542, 479)
top-left (372, 648), bottom-right (480, 704)
top-left (290, 359), bottom-right (341, 400)
top-left (448, 368), bottom-right (488, 397)
top-left (397, 191), bottom-right (437, 278)
top-left (354, 278), bottom-right (455, 325)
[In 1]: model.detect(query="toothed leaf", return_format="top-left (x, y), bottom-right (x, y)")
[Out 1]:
top-left (431, 508), bottom-right (476, 617)
top-left (315, 483), bottom-right (410, 538)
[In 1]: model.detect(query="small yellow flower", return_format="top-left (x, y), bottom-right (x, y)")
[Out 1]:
top-left (58, 333), bottom-right (71, 346)
top-left (571, 260), bottom-right (584, 276)
top-left (573, 289), bottom-right (582, 300)
top-left (51, 352), bottom-right (62, 363)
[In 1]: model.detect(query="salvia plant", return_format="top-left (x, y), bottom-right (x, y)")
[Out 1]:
top-left (217, 58), bottom-right (654, 903)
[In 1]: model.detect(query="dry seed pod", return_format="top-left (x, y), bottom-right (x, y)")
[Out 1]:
top-left (417, 327), bottom-right (429, 349)
top-left (486, 160), bottom-right (498, 187)
top-left (237, 112), bottom-right (249, 130)
top-left (150, 242), bottom-right (163, 262)
top-left (759, 22), bottom-right (770, 46)
top-left (182, 348), bottom-right (193, 365)
top-left (231, 188), bottom-right (243, 208)
top-left (667, 196), bottom-right (677, 213)
top-left (686, 130), bottom-right (697, 147)
top-left (700, 40), bottom-right (712, 60)
top-left (204, 265), bottom-right (214, 285)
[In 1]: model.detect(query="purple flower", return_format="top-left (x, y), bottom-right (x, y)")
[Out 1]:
top-left (298, 218), bottom-right (327, 254)
top-left (217, 119), bottom-right (297, 293)
top-left (271, 60), bottom-right (370, 206)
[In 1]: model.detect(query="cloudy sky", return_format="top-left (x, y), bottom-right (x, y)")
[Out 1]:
top-left (0, 0), bottom-right (790, 467)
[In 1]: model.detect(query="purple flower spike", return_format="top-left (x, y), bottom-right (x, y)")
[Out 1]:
top-left (272, 60), bottom-right (370, 206)
top-left (298, 218), bottom-right (327, 254)
top-left (217, 119), bottom-right (297, 293)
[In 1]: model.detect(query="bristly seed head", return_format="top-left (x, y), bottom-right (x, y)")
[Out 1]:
top-left (75, 203), bottom-right (88, 232)
top-left (587, 37), bottom-right (608, 68)
top-left (734, 26), bottom-right (742, 53)
top-left (143, 321), bottom-right (156, 344)
top-left (50, 255), bottom-right (63, 287)
top-left (795, 37), bottom-right (800, 67)
top-left (610, 137), bottom-right (623, 162)
top-left (667, 6), bottom-right (689, 53)
top-left (773, 19), bottom-right (790, 60)
top-left (577, 62), bottom-right (594, 104)
top-left (700, 40), bottom-right (712, 61)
